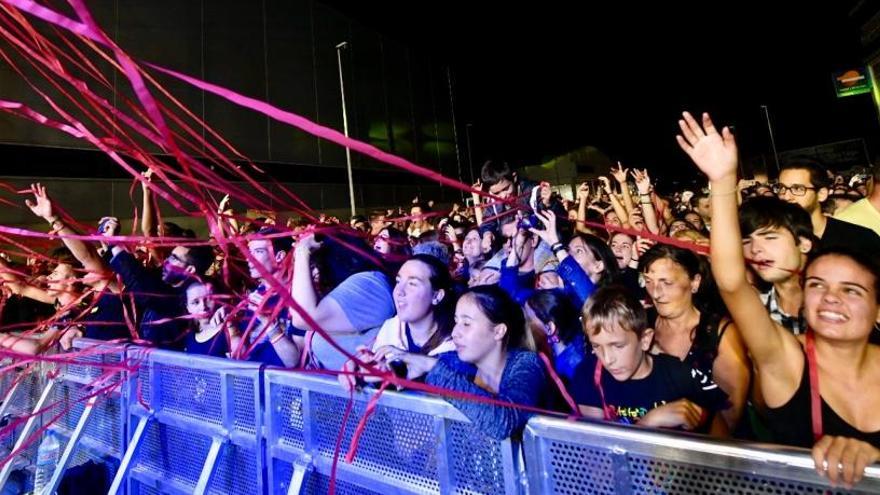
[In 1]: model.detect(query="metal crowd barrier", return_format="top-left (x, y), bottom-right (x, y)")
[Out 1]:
top-left (0, 338), bottom-right (129, 492)
top-left (44, 338), bottom-right (128, 493)
top-left (109, 347), bottom-right (264, 495)
top-left (523, 415), bottom-right (880, 495)
top-left (0, 358), bottom-right (49, 487)
top-left (263, 370), bottom-right (522, 495)
top-left (3, 340), bottom-right (880, 494)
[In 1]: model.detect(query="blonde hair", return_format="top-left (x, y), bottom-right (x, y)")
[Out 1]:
top-left (582, 286), bottom-right (648, 338)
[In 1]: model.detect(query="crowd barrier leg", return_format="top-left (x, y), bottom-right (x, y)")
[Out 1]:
top-left (192, 437), bottom-right (224, 495)
top-left (286, 456), bottom-right (313, 495)
top-left (0, 378), bottom-right (54, 489)
top-left (108, 414), bottom-right (151, 495)
top-left (43, 395), bottom-right (97, 494)
top-left (0, 379), bottom-right (22, 421)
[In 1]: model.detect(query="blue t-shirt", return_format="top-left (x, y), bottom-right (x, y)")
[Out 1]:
top-left (309, 271), bottom-right (394, 370)
top-left (240, 285), bottom-right (301, 366)
top-left (184, 329), bottom-right (229, 357)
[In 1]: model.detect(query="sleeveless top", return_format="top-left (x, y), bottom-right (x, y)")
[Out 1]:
top-left (764, 348), bottom-right (880, 448)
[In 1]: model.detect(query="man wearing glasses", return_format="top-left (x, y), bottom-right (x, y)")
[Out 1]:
top-left (774, 159), bottom-right (880, 253)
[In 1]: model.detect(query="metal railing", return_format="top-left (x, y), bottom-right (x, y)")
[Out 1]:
top-left (523, 415), bottom-right (880, 495)
top-left (109, 347), bottom-right (263, 495)
top-left (1, 340), bottom-right (879, 494)
top-left (263, 370), bottom-right (520, 495)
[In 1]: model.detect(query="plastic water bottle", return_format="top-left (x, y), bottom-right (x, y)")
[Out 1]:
top-left (33, 431), bottom-right (60, 494)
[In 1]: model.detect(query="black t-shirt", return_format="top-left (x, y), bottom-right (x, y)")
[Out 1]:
top-left (822, 217), bottom-right (880, 256)
top-left (619, 267), bottom-right (646, 301)
top-left (83, 292), bottom-right (133, 342)
top-left (0, 294), bottom-right (54, 329)
top-left (571, 352), bottom-right (729, 425)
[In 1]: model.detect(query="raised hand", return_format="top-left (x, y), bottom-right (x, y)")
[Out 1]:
top-left (598, 176), bottom-right (613, 195)
top-left (98, 217), bottom-right (120, 237)
top-left (676, 112), bottom-right (738, 181)
top-left (528, 210), bottom-right (561, 247)
top-left (539, 182), bottom-right (552, 205)
top-left (25, 183), bottom-right (54, 221)
top-left (141, 168), bottom-right (154, 191)
top-left (471, 179), bottom-right (483, 202)
top-left (294, 233), bottom-right (323, 255)
top-left (576, 182), bottom-right (590, 203)
top-left (610, 162), bottom-right (629, 184)
top-left (631, 169), bottom-right (652, 195)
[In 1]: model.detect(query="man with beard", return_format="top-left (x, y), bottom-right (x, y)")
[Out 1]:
top-left (25, 183), bottom-right (212, 349)
top-left (107, 239), bottom-right (213, 349)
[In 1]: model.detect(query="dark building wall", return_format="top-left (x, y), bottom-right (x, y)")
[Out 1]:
top-left (0, 0), bottom-right (460, 183)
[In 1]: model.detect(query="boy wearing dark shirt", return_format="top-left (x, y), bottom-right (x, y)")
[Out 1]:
top-left (571, 287), bottom-right (729, 435)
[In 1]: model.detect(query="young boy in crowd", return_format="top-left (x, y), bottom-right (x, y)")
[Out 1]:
top-left (571, 286), bottom-right (729, 436)
top-left (738, 197), bottom-right (814, 335)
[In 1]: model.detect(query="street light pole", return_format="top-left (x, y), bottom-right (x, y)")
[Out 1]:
top-left (336, 41), bottom-right (356, 217)
top-left (761, 105), bottom-right (781, 175)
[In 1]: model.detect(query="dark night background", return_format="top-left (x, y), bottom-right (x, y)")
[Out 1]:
top-left (1, 1), bottom-right (879, 201)
top-left (329, 1), bottom-right (880, 186)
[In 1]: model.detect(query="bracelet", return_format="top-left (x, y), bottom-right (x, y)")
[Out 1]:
top-left (708, 183), bottom-right (738, 196)
top-left (709, 189), bottom-right (738, 196)
top-left (270, 331), bottom-right (285, 345)
top-left (639, 199), bottom-right (652, 205)
top-left (551, 243), bottom-right (567, 255)
top-left (49, 220), bottom-right (64, 236)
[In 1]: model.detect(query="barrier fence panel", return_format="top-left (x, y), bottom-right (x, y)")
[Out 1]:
top-left (0, 357), bottom-right (32, 453)
top-left (0, 360), bottom-right (50, 489)
top-left (523, 415), bottom-right (880, 495)
top-left (0, 358), bottom-right (17, 419)
top-left (4, 343), bottom-right (880, 495)
top-left (0, 339), bottom-right (129, 493)
top-left (41, 338), bottom-right (130, 494)
top-left (109, 348), bottom-right (263, 495)
top-left (263, 370), bottom-right (522, 495)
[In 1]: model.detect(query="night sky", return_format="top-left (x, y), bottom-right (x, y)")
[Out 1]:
top-left (329, 2), bottom-right (880, 185)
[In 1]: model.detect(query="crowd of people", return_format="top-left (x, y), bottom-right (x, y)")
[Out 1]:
top-left (1, 112), bottom-right (880, 487)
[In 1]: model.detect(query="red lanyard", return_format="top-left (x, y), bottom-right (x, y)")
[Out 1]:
top-left (594, 359), bottom-right (616, 421)
top-left (299, 330), bottom-right (314, 368)
top-left (538, 352), bottom-right (581, 417)
top-left (805, 328), bottom-right (823, 442)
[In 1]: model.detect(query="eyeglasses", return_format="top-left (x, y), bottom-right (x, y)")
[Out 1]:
top-left (167, 253), bottom-right (186, 266)
top-left (772, 184), bottom-right (816, 196)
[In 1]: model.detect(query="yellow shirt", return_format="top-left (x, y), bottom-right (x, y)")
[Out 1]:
top-left (835, 198), bottom-right (880, 237)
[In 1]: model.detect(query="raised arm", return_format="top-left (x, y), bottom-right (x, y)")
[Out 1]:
top-left (676, 112), bottom-right (800, 382)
